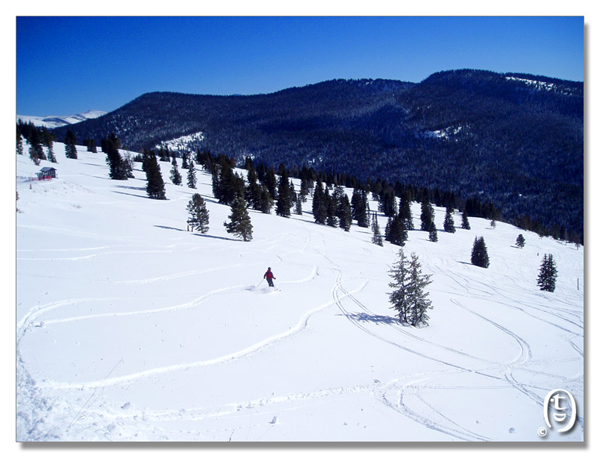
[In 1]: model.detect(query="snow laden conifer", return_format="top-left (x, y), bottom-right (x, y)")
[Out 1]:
top-left (537, 254), bottom-right (558, 292)
top-left (224, 196), bottom-right (253, 242)
top-left (388, 249), bottom-right (433, 327)
top-left (186, 193), bottom-right (209, 234)
top-left (471, 236), bottom-right (490, 268)
top-left (516, 234), bottom-right (526, 248)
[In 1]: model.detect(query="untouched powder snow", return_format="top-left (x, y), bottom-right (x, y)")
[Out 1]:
top-left (15, 145), bottom-right (584, 442)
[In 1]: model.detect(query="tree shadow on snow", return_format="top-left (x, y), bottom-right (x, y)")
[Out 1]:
top-left (153, 225), bottom-right (239, 242)
top-left (342, 312), bottom-right (397, 325)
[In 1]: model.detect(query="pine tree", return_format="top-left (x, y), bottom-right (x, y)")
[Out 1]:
top-left (420, 198), bottom-right (434, 232)
top-left (187, 159), bottom-right (197, 189)
top-left (259, 184), bottom-right (274, 214)
top-left (275, 168), bottom-right (293, 217)
top-left (264, 168), bottom-right (278, 200)
top-left (337, 194), bottom-right (352, 232)
top-left (170, 160), bottom-right (182, 185)
top-left (444, 207), bottom-right (456, 233)
top-left (471, 236), bottom-right (490, 268)
top-left (372, 215), bottom-right (383, 246)
top-left (41, 127), bottom-right (57, 163)
top-left (186, 193), bottom-right (209, 233)
top-left (385, 215), bottom-right (408, 246)
top-left (351, 189), bottom-right (369, 228)
top-left (516, 234), bottom-right (526, 248)
top-left (325, 188), bottom-right (338, 227)
top-left (17, 125), bottom-right (24, 156)
top-left (28, 126), bottom-right (45, 165)
top-left (406, 253), bottom-right (434, 327)
top-left (245, 168), bottom-right (262, 210)
top-left (461, 210), bottom-right (471, 230)
top-left (429, 222), bottom-right (438, 242)
top-left (224, 196), bottom-right (253, 241)
top-left (398, 191), bottom-right (414, 230)
top-left (537, 254), bottom-right (558, 292)
top-left (102, 134), bottom-right (128, 180)
top-left (64, 129), bottom-right (78, 159)
top-left (388, 249), bottom-right (433, 327)
top-left (295, 197), bottom-right (303, 215)
top-left (312, 181), bottom-right (328, 224)
top-left (144, 150), bottom-right (166, 200)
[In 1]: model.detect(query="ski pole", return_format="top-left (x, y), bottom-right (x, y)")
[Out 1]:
top-left (257, 278), bottom-right (264, 288)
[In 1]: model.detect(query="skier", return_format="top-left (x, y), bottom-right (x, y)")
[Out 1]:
top-left (264, 267), bottom-right (276, 287)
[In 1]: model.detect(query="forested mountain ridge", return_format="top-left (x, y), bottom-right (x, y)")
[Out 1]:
top-left (51, 69), bottom-right (583, 240)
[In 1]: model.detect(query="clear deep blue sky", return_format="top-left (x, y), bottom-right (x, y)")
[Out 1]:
top-left (16, 16), bottom-right (583, 116)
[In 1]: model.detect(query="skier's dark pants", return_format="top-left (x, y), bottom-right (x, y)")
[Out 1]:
top-left (267, 278), bottom-right (274, 287)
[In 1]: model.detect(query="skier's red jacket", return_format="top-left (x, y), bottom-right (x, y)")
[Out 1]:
top-left (264, 270), bottom-right (275, 279)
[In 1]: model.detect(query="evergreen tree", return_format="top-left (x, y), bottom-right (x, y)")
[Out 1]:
top-left (259, 184), bottom-right (274, 214)
top-left (471, 236), bottom-right (490, 268)
top-left (444, 207), bottom-right (456, 233)
top-left (41, 127), bottom-right (57, 163)
top-left (102, 134), bottom-right (128, 180)
top-left (264, 168), bottom-right (278, 200)
top-left (338, 194), bottom-right (353, 232)
top-left (312, 181), bottom-right (328, 224)
top-left (388, 249), bottom-right (433, 327)
top-left (187, 159), bottom-right (197, 189)
top-left (181, 152), bottom-right (189, 169)
top-left (537, 254), bottom-right (558, 292)
top-left (245, 167), bottom-right (262, 210)
top-left (224, 196), bottom-right (253, 241)
top-left (429, 222), bottom-right (438, 242)
top-left (275, 168), bottom-right (293, 217)
top-left (186, 193), bottom-right (210, 233)
top-left (351, 189), bottom-right (369, 228)
top-left (420, 198), bottom-right (434, 232)
top-left (144, 149), bottom-right (166, 200)
top-left (461, 210), bottom-right (471, 230)
top-left (406, 253), bottom-right (434, 327)
top-left (325, 188), bottom-right (338, 227)
top-left (516, 234), bottom-right (526, 248)
top-left (294, 197), bottom-right (303, 215)
top-left (170, 160), bottom-right (182, 185)
top-left (386, 215), bottom-right (408, 246)
top-left (372, 215), bottom-right (383, 246)
top-left (28, 126), bottom-right (45, 165)
top-left (17, 125), bottom-right (24, 156)
top-left (398, 191), bottom-right (414, 230)
top-left (86, 138), bottom-right (97, 153)
top-left (64, 129), bottom-right (78, 159)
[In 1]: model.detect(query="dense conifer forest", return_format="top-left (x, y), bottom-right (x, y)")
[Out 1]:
top-left (49, 70), bottom-right (583, 243)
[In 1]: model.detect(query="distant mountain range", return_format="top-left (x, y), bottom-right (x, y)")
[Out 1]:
top-left (17, 110), bottom-right (107, 129)
top-left (48, 69), bottom-right (584, 240)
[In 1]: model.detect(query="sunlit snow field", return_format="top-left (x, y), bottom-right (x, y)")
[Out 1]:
top-left (16, 145), bottom-right (583, 442)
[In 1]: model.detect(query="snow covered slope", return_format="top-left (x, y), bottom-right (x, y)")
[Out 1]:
top-left (17, 110), bottom-right (106, 128)
top-left (16, 145), bottom-right (584, 442)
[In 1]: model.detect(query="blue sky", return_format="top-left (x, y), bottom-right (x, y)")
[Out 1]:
top-left (16, 16), bottom-right (583, 116)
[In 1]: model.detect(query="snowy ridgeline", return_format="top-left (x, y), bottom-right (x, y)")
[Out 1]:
top-left (16, 144), bottom-right (584, 442)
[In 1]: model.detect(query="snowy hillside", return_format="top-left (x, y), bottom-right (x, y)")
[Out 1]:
top-left (16, 144), bottom-right (584, 442)
top-left (17, 110), bottom-right (106, 128)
